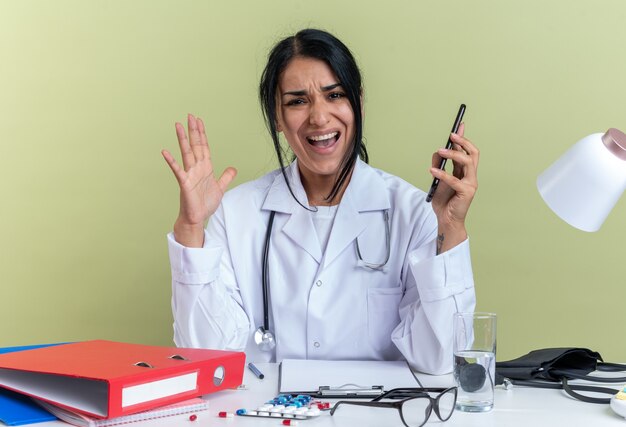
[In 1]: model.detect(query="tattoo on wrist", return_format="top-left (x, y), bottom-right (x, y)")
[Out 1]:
top-left (437, 233), bottom-right (445, 255)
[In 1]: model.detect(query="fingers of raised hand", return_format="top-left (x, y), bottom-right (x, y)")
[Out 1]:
top-left (187, 114), bottom-right (206, 162)
top-left (457, 122), bottom-right (465, 138)
top-left (450, 132), bottom-right (479, 164)
top-left (161, 149), bottom-right (186, 185)
top-left (431, 151), bottom-right (444, 169)
top-left (197, 117), bottom-right (211, 159)
top-left (448, 133), bottom-right (479, 171)
top-left (217, 167), bottom-right (238, 193)
top-left (436, 147), bottom-right (471, 168)
top-left (436, 146), bottom-right (478, 184)
top-left (430, 167), bottom-right (476, 199)
top-left (175, 121), bottom-right (196, 171)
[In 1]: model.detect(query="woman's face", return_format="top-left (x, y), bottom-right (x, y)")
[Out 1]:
top-left (276, 57), bottom-right (355, 185)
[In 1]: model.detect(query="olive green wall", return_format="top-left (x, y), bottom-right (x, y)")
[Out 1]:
top-left (1, 1), bottom-right (624, 361)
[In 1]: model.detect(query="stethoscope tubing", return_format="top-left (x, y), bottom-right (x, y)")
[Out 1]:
top-left (261, 210), bottom-right (276, 332)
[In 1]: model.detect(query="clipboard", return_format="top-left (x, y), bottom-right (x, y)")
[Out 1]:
top-left (278, 359), bottom-right (421, 398)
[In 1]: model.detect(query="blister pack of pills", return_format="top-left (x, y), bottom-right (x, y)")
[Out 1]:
top-left (233, 394), bottom-right (330, 421)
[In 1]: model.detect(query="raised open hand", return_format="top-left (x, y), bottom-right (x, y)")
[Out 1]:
top-left (162, 114), bottom-right (237, 247)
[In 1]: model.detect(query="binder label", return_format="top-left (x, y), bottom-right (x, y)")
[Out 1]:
top-left (121, 372), bottom-right (198, 407)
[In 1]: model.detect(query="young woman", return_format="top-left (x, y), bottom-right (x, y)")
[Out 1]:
top-left (162, 29), bottom-right (479, 374)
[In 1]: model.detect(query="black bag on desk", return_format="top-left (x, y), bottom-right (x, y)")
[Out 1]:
top-left (495, 347), bottom-right (626, 404)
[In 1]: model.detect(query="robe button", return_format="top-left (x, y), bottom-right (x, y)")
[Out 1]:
top-left (316, 280), bottom-right (322, 287)
top-left (313, 341), bottom-right (320, 348)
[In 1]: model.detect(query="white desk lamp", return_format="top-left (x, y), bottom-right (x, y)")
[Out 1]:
top-left (537, 128), bottom-right (626, 418)
top-left (537, 128), bottom-right (626, 232)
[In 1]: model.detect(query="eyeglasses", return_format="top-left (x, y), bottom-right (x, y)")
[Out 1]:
top-left (330, 387), bottom-right (457, 427)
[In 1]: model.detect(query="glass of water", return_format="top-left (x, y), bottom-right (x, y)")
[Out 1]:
top-left (453, 312), bottom-right (497, 412)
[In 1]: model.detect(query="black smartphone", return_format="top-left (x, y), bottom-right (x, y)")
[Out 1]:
top-left (425, 104), bottom-right (466, 203)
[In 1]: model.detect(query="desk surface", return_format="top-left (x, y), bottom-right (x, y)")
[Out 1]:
top-left (36, 363), bottom-right (625, 427)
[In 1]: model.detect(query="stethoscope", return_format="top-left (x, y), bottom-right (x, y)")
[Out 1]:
top-left (254, 209), bottom-right (391, 351)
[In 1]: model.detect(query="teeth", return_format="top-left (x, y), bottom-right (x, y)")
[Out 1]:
top-left (308, 132), bottom-right (338, 141)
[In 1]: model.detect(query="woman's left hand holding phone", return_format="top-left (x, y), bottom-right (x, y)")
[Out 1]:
top-left (161, 114), bottom-right (238, 248)
top-left (429, 123), bottom-right (479, 254)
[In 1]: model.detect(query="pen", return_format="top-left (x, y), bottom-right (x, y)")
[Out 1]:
top-left (248, 362), bottom-right (265, 380)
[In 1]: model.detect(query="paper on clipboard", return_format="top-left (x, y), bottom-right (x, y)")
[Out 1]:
top-left (279, 359), bottom-right (420, 396)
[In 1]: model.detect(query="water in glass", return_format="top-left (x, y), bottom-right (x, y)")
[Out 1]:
top-left (453, 350), bottom-right (495, 412)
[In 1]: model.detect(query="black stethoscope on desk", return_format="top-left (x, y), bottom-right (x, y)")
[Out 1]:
top-left (254, 209), bottom-right (392, 351)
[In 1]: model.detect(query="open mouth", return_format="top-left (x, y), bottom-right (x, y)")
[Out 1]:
top-left (306, 131), bottom-right (340, 148)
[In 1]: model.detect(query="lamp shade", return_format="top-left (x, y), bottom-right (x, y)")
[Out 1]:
top-left (537, 128), bottom-right (626, 232)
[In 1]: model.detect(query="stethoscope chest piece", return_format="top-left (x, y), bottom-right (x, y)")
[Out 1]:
top-left (254, 326), bottom-right (276, 352)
